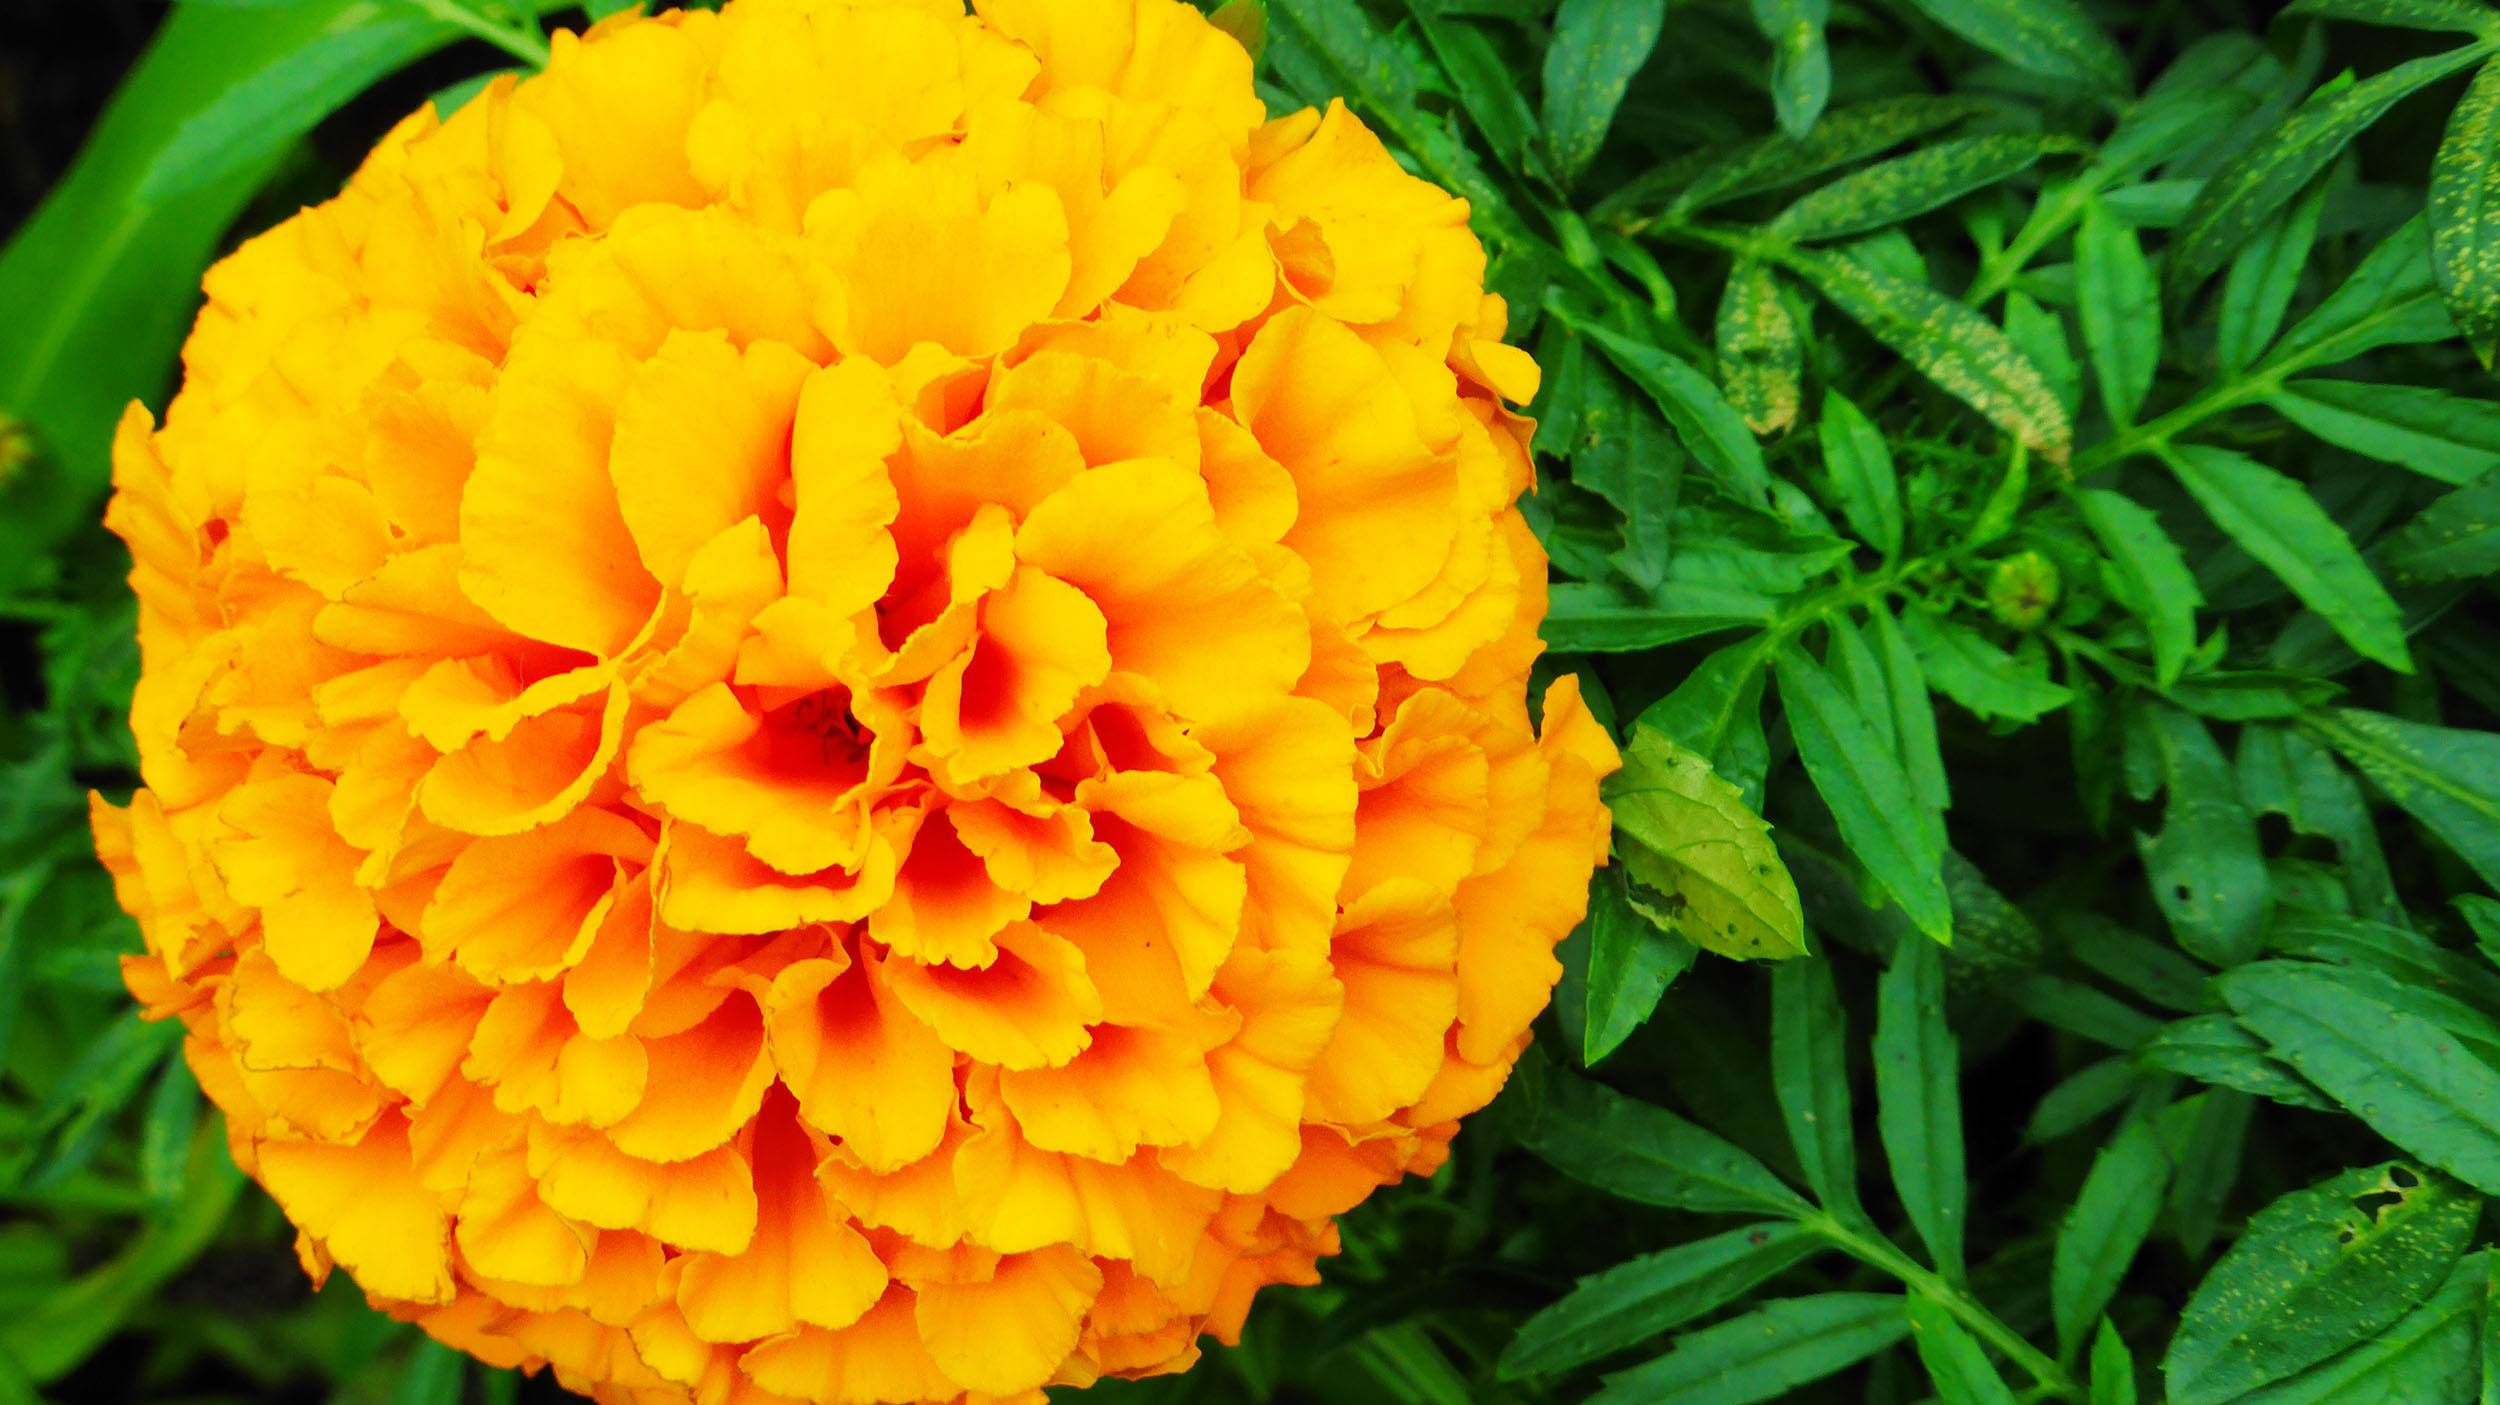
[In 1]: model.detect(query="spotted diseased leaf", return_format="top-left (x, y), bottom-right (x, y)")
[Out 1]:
top-left (2432, 55), bottom-right (2500, 367)
top-left (1604, 725), bottom-right (1806, 961)
top-left (1659, 95), bottom-right (1992, 216)
top-left (2285, 0), bottom-right (2500, 40)
top-left (1717, 260), bottom-right (1802, 435)
top-left (2171, 45), bottom-right (2492, 298)
top-left (2226, 1251), bottom-right (2483, 1405)
top-left (1542, 0), bottom-right (1668, 185)
top-left (1771, 134), bottom-right (2075, 243)
top-left (1899, 0), bottom-right (2129, 93)
top-left (1786, 246), bottom-right (2073, 465)
top-left (2163, 1161), bottom-right (2480, 1405)
top-left (1751, 0), bottom-right (1831, 138)
top-left (2160, 444), bottom-right (2410, 672)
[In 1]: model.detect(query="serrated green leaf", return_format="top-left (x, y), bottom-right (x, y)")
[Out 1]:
top-left (2163, 1160), bottom-right (2480, 1405)
top-left (2271, 213), bottom-right (2459, 367)
top-left (2092, 1320), bottom-right (2141, 1405)
top-left (2160, 444), bottom-right (2410, 672)
top-left (2312, 707), bottom-right (2500, 891)
top-left (1818, 390), bottom-right (1903, 557)
top-left (2030, 1058), bottom-right (2142, 1143)
top-left (1869, 610), bottom-right (1951, 822)
top-left (1570, 359), bottom-right (1683, 592)
top-left (2076, 488), bottom-right (2202, 688)
top-left (2268, 380), bottom-right (2500, 485)
top-left (2134, 702), bottom-right (2271, 967)
top-left (2216, 170), bottom-right (2331, 373)
top-left (1778, 644), bottom-right (1953, 942)
top-left (1898, 609), bottom-right (2074, 722)
top-left (1900, 0), bottom-right (2130, 93)
top-left (1584, 868), bottom-right (1700, 1062)
top-left (1772, 134), bottom-right (2073, 243)
top-left (1717, 260), bottom-right (1802, 435)
top-left (1907, 1295), bottom-right (2018, 1405)
top-left (1655, 95), bottom-right (1992, 217)
top-left (1545, 581), bottom-right (1778, 651)
top-left (2379, 465), bottom-right (2500, 585)
top-left (1499, 1222), bottom-right (1827, 1378)
top-left (1875, 937), bottom-right (1967, 1277)
top-left (1542, 0), bottom-right (1667, 185)
top-left (1568, 314), bottom-right (1775, 504)
top-left (1523, 1063), bottom-right (1811, 1215)
top-left (1771, 958), bottom-right (1863, 1220)
top-left (2171, 45), bottom-right (2490, 298)
top-left (1607, 725), bottom-right (1807, 960)
top-left (2286, 0), bottom-right (2500, 36)
top-left (2137, 1014), bottom-right (2334, 1110)
top-left (2076, 200), bottom-right (2161, 427)
top-left (2053, 1116), bottom-right (2172, 1359)
top-left (1752, 0), bottom-right (1831, 138)
top-left (2432, 55), bottom-right (2500, 366)
top-left (1785, 246), bottom-right (2074, 465)
top-left (1591, 1294), bottom-right (1911, 1405)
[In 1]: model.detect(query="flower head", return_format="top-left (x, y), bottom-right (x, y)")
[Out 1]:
top-left (91, 0), bottom-right (1616, 1398)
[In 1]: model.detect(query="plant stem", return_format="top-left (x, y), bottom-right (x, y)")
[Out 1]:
top-left (1805, 1211), bottom-right (2083, 1401)
top-left (405, 0), bottom-right (553, 67)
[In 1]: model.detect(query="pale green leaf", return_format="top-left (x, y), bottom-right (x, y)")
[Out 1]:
top-left (1606, 725), bottom-right (1807, 960)
top-left (2431, 54), bottom-right (2500, 366)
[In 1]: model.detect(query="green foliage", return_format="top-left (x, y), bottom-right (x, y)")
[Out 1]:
top-left (10, 0), bottom-right (2500, 1401)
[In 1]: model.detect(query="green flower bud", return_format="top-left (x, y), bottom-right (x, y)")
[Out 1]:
top-left (1987, 550), bottom-right (2061, 631)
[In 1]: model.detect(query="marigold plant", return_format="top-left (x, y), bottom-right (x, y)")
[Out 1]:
top-left (84, 0), bottom-right (1614, 1399)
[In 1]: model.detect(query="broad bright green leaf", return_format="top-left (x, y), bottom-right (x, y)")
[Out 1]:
top-left (2268, 380), bottom-right (2500, 485)
top-left (1771, 958), bottom-right (1863, 1220)
top-left (2313, 707), bottom-right (2500, 892)
top-left (2092, 1321), bottom-right (2141, 1405)
top-left (1778, 644), bottom-right (1953, 942)
top-left (1907, 1296), bottom-right (2018, 1405)
top-left (1542, 0), bottom-right (1668, 185)
top-left (1499, 1222), bottom-right (1826, 1378)
top-left (2231, 1250), bottom-right (2482, 1405)
top-left (2053, 1116), bottom-right (2172, 1359)
top-left (2160, 444), bottom-right (2410, 672)
top-left (1637, 643), bottom-right (1772, 805)
top-left (2431, 55), bottom-right (2500, 366)
top-left (1568, 316), bottom-right (1774, 505)
top-left (2076, 200), bottom-right (2161, 427)
top-left (1606, 725), bottom-right (1806, 960)
top-left (2216, 172), bottom-right (2330, 373)
top-left (2171, 45), bottom-right (2491, 298)
top-left (1716, 261), bottom-right (1802, 435)
top-left (1522, 1063), bottom-right (1810, 1215)
top-left (1875, 938), bottom-right (1968, 1277)
top-left (1545, 582), bottom-right (1777, 652)
top-left (1751, 0), bottom-right (1831, 138)
top-left (2076, 488), bottom-right (2202, 688)
top-left (0, 0), bottom-right (495, 575)
top-left (1818, 390), bottom-right (1903, 556)
top-left (2379, 466), bottom-right (2500, 586)
top-left (1660, 95), bottom-right (1992, 216)
top-left (1786, 246), bottom-right (2074, 465)
top-left (1898, 609), bottom-right (2073, 722)
top-left (1900, 0), bottom-right (2130, 94)
top-left (2134, 703), bottom-right (2271, 967)
top-left (2227, 961), bottom-right (2500, 1190)
top-left (1583, 868), bottom-right (1700, 1062)
top-left (1771, 134), bottom-right (2073, 243)
top-left (2285, 0), bottom-right (2500, 36)
top-left (1591, 1294), bottom-right (1911, 1405)
top-left (2162, 1160), bottom-right (2480, 1405)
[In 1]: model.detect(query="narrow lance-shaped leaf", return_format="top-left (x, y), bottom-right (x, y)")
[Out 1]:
top-left (2171, 44), bottom-right (2491, 298)
top-left (1605, 725), bottom-right (1807, 960)
top-left (1907, 1296), bottom-right (2019, 1405)
top-left (2159, 444), bottom-right (2410, 672)
top-left (1875, 936), bottom-right (1968, 1277)
top-left (2284, 0), bottom-right (2500, 37)
top-left (1544, 581), bottom-right (1779, 653)
top-left (2267, 379), bottom-right (2500, 486)
top-left (1498, 1222), bottom-right (1828, 1379)
top-left (1583, 867), bottom-right (1700, 1063)
top-left (1542, 0), bottom-right (1668, 185)
top-left (1590, 1294), bottom-right (1912, 1405)
top-left (1406, 0), bottom-right (1548, 181)
top-left (1657, 94), bottom-right (1992, 217)
top-left (2053, 1115), bottom-right (2173, 1360)
top-left (1717, 260), bottom-right (1803, 435)
top-left (1751, 0), bottom-right (1831, 138)
top-left (2092, 1321), bottom-right (2140, 1405)
top-left (1818, 390), bottom-right (1903, 556)
top-left (1777, 644), bottom-right (1953, 942)
top-left (2076, 199), bottom-right (2161, 427)
top-left (2075, 489), bottom-right (2201, 688)
top-left (1870, 609), bottom-right (1950, 822)
top-left (2162, 1160), bottom-right (2481, 1405)
top-left (1772, 958), bottom-right (1863, 1220)
top-left (1522, 1061), bottom-right (1812, 1215)
top-left (1899, 610), bottom-right (2074, 724)
top-left (2270, 213), bottom-right (2457, 368)
top-left (1784, 246), bottom-right (2074, 466)
top-left (1900, 0), bottom-right (2130, 93)
top-left (2215, 170), bottom-right (2330, 374)
top-left (2431, 54), bottom-right (2500, 366)
top-left (2312, 707), bottom-right (2500, 893)
top-left (1771, 134), bottom-right (2075, 243)
top-left (2378, 466), bottom-right (2500, 586)
top-left (1565, 313), bottom-right (1775, 504)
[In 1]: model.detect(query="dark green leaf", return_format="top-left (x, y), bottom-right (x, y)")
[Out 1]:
top-left (1655, 96), bottom-right (1991, 217)
top-left (1771, 135), bottom-right (2074, 243)
top-left (2092, 1320), bottom-right (2141, 1405)
top-left (1870, 610), bottom-right (1951, 822)
top-left (1899, 0), bottom-right (2129, 93)
top-left (1585, 867), bottom-right (1701, 1062)
top-left (1545, 582), bottom-right (1778, 651)
top-left (1778, 644), bottom-right (1953, 942)
top-left (2076, 488), bottom-right (2202, 688)
top-left (2272, 213), bottom-right (2458, 367)
top-left (1906, 1295), bottom-right (2018, 1405)
top-left (1637, 642), bottom-right (1772, 805)
top-left (1523, 1063), bottom-right (1812, 1215)
top-left (2134, 702), bottom-right (2272, 967)
top-left (2160, 444), bottom-right (2410, 672)
top-left (2231, 1250), bottom-right (2482, 1405)
top-left (2053, 1115), bottom-right (2172, 1359)
top-left (1542, 0), bottom-right (1668, 185)
top-left (1772, 958), bottom-right (1863, 1219)
top-left (1591, 1294), bottom-right (1911, 1405)
top-left (2076, 199), bottom-right (2162, 427)
top-left (1875, 937), bottom-right (1967, 1276)
top-left (2285, 0), bottom-right (2500, 37)
top-left (1499, 1222), bottom-right (1827, 1378)
top-left (2137, 1014), bottom-right (2334, 1110)
top-left (1898, 609), bottom-right (2074, 722)
top-left (1568, 315), bottom-right (1775, 504)
top-left (2268, 380), bottom-right (2500, 485)
top-left (2313, 707), bottom-right (2500, 891)
top-left (2216, 170), bottom-right (2331, 373)
top-left (1818, 390), bottom-right (1903, 557)
top-left (2379, 466), bottom-right (2500, 585)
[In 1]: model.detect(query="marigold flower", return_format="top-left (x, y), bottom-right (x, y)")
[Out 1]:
top-left (90, 0), bottom-right (1617, 1398)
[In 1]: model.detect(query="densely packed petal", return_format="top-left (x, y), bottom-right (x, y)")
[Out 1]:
top-left (92, 0), bottom-right (1618, 1399)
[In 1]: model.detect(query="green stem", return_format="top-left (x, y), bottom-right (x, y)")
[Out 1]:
top-left (405, 0), bottom-right (552, 67)
top-left (1806, 1211), bottom-right (2083, 1401)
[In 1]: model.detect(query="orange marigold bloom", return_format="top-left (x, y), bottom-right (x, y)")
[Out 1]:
top-left (90, 0), bottom-right (1618, 1399)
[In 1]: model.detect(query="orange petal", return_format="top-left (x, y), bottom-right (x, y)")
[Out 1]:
top-left (765, 951), bottom-right (957, 1173)
top-left (883, 921), bottom-right (1101, 1070)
